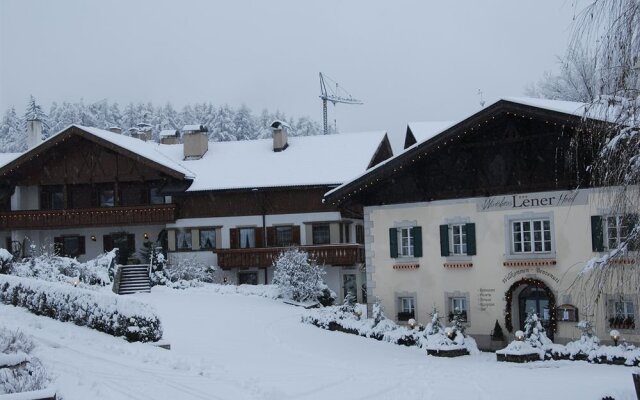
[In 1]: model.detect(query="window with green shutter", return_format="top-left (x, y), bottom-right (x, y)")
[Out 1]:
top-left (412, 226), bottom-right (422, 257)
top-left (389, 228), bottom-right (398, 258)
top-left (465, 223), bottom-right (476, 255)
top-left (439, 225), bottom-right (450, 257)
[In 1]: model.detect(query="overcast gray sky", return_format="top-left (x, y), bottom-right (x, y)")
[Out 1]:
top-left (0, 0), bottom-right (580, 141)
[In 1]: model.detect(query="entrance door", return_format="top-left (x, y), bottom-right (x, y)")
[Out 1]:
top-left (518, 286), bottom-right (552, 338)
top-left (342, 273), bottom-right (357, 302)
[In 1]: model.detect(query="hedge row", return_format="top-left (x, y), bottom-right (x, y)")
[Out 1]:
top-left (0, 275), bottom-right (162, 342)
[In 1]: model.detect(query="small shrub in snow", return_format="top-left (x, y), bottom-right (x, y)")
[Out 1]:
top-left (272, 248), bottom-right (334, 304)
top-left (0, 274), bottom-right (162, 342)
top-left (422, 307), bottom-right (477, 355)
top-left (490, 320), bottom-right (505, 341)
top-left (0, 328), bottom-right (50, 395)
top-left (0, 249), bottom-right (12, 275)
top-left (152, 256), bottom-right (216, 289)
top-left (425, 307), bottom-right (443, 336)
top-left (7, 249), bottom-right (115, 287)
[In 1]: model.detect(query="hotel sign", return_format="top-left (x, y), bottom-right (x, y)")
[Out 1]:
top-left (477, 190), bottom-right (587, 212)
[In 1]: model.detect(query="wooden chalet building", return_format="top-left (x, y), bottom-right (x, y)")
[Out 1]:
top-left (324, 98), bottom-right (639, 348)
top-left (0, 120), bottom-right (393, 302)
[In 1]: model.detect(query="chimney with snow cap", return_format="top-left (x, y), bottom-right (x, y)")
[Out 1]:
top-left (160, 129), bottom-right (180, 144)
top-left (182, 124), bottom-right (208, 160)
top-left (107, 126), bottom-right (122, 134)
top-left (271, 120), bottom-right (289, 152)
top-left (26, 118), bottom-right (43, 149)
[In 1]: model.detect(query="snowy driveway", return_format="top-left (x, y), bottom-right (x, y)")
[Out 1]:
top-left (0, 285), bottom-right (636, 399)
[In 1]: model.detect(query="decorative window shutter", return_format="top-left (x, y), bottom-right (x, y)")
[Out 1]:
top-left (103, 235), bottom-right (114, 252)
top-left (412, 226), bottom-right (423, 257)
top-left (266, 227), bottom-right (276, 247)
top-left (591, 216), bottom-right (604, 252)
top-left (439, 224), bottom-right (450, 257)
top-left (255, 228), bottom-right (264, 248)
top-left (389, 228), bottom-right (398, 258)
top-left (78, 236), bottom-right (86, 255)
top-left (230, 228), bottom-right (239, 249)
top-left (465, 223), bottom-right (476, 255)
top-left (292, 225), bottom-right (301, 245)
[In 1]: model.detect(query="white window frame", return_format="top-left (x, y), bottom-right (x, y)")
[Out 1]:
top-left (398, 227), bottom-right (414, 257)
top-left (614, 300), bottom-right (635, 319)
top-left (450, 224), bottom-right (468, 255)
top-left (604, 215), bottom-right (630, 250)
top-left (400, 297), bottom-right (415, 314)
top-left (511, 218), bottom-right (552, 254)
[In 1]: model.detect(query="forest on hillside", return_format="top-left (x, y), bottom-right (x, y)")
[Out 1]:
top-left (0, 96), bottom-right (324, 152)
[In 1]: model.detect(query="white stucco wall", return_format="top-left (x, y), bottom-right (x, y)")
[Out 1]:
top-left (365, 188), bottom-right (639, 347)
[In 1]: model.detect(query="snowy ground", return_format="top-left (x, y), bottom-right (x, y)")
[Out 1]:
top-left (0, 285), bottom-right (636, 400)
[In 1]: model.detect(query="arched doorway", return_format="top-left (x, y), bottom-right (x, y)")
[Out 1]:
top-left (518, 286), bottom-right (551, 332)
top-left (505, 278), bottom-right (556, 340)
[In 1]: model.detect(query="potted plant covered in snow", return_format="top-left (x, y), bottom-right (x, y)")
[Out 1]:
top-left (489, 320), bottom-right (507, 351)
top-left (423, 308), bottom-right (478, 357)
top-left (562, 320), bottom-right (600, 361)
top-left (496, 311), bottom-right (552, 363)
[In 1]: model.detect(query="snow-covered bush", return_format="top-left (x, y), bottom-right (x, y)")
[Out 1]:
top-left (8, 249), bottom-right (115, 287)
top-left (0, 274), bottom-right (162, 342)
top-left (152, 256), bottom-right (215, 289)
top-left (0, 249), bottom-right (12, 275)
top-left (272, 248), bottom-right (335, 304)
top-left (422, 307), bottom-right (478, 355)
top-left (0, 328), bottom-right (50, 395)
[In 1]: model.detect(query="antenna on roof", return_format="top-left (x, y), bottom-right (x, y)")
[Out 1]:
top-left (477, 89), bottom-right (486, 108)
top-left (319, 72), bottom-right (363, 135)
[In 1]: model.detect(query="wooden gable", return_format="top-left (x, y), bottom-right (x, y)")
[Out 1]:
top-left (0, 126), bottom-right (188, 187)
top-left (326, 100), bottom-right (607, 209)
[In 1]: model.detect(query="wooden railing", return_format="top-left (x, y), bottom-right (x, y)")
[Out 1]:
top-left (217, 244), bottom-right (365, 269)
top-left (0, 204), bottom-right (177, 230)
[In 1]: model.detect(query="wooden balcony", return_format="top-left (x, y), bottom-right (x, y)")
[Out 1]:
top-left (0, 204), bottom-right (177, 230)
top-left (217, 244), bottom-right (365, 269)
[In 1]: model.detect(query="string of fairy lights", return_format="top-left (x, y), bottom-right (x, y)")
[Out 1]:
top-left (504, 277), bottom-right (557, 334)
top-left (329, 108), bottom-right (586, 205)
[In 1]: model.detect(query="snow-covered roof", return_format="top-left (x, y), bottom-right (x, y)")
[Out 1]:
top-left (159, 129), bottom-right (178, 137)
top-left (68, 125), bottom-right (195, 179)
top-left (504, 97), bottom-right (589, 118)
top-left (156, 131), bottom-right (389, 192)
top-left (0, 152), bottom-right (22, 169)
top-left (407, 121), bottom-right (454, 143)
top-left (182, 124), bottom-right (206, 132)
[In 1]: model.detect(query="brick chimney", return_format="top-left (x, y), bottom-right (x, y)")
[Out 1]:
top-left (270, 120), bottom-right (289, 152)
top-left (26, 119), bottom-right (43, 149)
top-left (182, 124), bottom-right (208, 160)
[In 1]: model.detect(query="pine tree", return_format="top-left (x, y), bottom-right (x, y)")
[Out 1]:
top-left (23, 95), bottom-right (47, 123)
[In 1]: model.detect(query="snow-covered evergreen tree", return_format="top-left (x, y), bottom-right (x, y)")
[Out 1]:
top-left (23, 95), bottom-right (47, 124)
top-left (272, 248), bottom-right (328, 303)
top-left (522, 311), bottom-right (552, 348)
top-left (426, 307), bottom-right (443, 336)
top-left (0, 107), bottom-right (23, 152)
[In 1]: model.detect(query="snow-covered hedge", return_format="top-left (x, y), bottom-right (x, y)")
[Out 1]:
top-left (0, 275), bottom-right (162, 342)
top-left (5, 249), bottom-right (115, 287)
top-left (0, 329), bottom-right (51, 395)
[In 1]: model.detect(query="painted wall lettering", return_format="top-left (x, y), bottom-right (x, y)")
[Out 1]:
top-left (478, 189), bottom-right (587, 212)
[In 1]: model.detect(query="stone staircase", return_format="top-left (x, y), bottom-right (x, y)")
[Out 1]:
top-left (112, 264), bottom-right (151, 295)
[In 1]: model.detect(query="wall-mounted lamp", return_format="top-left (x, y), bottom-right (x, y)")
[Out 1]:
top-left (144, 233), bottom-right (149, 240)
top-left (90, 235), bottom-right (96, 242)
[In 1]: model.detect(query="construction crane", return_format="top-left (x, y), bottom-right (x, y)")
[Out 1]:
top-left (319, 72), bottom-right (363, 135)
